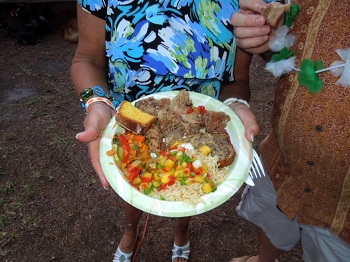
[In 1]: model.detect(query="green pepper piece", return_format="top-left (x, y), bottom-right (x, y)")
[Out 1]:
top-left (144, 183), bottom-right (154, 195)
top-left (117, 145), bottom-right (124, 161)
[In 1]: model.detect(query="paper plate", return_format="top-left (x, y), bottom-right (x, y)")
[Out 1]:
top-left (100, 91), bottom-right (252, 217)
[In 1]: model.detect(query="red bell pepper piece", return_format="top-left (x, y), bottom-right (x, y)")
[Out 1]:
top-left (127, 166), bottom-right (141, 185)
top-left (198, 105), bottom-right (206, 114)
top-left (168, 175), bottom-right (176, 186)
top-left (118, 134), bottom-right (131, 163)
top-left (159, 183), bottom-right (167, 191)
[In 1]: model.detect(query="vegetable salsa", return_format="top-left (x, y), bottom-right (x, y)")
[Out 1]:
top-left (107, 131), bottom-right (218, 197)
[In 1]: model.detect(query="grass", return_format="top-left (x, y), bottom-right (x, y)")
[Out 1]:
top-left (85, 176), bottom-right (98, 187)
top-left (0, 181), bottom-right (17, 195)
top-left (0, 168), bottom-right (53, 253)
top-left (0, 216), bottom-right (11, 230)
top-left (4, 132), bottom-right (18, 140)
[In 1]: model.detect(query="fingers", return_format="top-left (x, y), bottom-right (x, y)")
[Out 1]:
top-left (236, 37), bottom-right (270, 54)
top-left (75, 126), bottom-right (101, 143)
top-left (88, 141), bottom-right (110, 189)
top-left (231, 0), bottom-right (271, 54)
top-left (75, 103), bottom-right (114, 189)
top-left (231, 12), bottom-right (266, 27)
top-left (239, 0), bottom-right (268, 14)
top-left (229, 103), bottom-right (260, 143)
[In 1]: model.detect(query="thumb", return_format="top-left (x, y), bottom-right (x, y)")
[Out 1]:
top-left (229, 103), bottom-right (260, 143)
top-left (75, 126), bottom-right (100, 143)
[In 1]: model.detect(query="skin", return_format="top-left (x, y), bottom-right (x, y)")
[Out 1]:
top-left (230, 0), bottom-right (271, 54)
top-left (71, 4), bottom-right (194, 262)
top-left (71, 2), bottom-right (263, 260)
top-left (219, 47), bottom-right (259, 143)
top-left (229, 1), bottom-right (287, 261)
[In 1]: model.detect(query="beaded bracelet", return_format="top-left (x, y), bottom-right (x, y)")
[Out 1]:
top-left (80, 86), bottom-right (118, 111)
top-left (223, 97), bottom-right (250, 108)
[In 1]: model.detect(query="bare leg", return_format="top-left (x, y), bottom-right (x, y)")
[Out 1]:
top-left (118, 201), bottom-right (143, 254)
top-left (255, 228), bottom-right (284, 262)
top-left (173, 216), bottom-right (191, 262)
top-left (230, 228), bottom-right (285, 262)
top-left (174, 216), bottom-right (191, 245)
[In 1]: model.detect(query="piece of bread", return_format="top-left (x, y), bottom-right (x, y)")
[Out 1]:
top-left (261, 2), bottom-right (291, 27)
top-left (115, 101), bottom-right (157, 135)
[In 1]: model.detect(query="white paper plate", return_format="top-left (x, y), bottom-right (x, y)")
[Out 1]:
top-left (100, 91), bottom-right (252, 217)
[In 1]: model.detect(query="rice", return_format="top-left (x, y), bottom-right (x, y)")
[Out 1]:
top-left (148, 149), bottom-right (230, 205)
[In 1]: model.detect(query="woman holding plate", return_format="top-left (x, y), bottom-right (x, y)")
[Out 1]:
top-left (72, 0), bottom-right (260, 261)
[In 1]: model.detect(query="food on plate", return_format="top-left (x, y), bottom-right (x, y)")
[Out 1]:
top-left (261, 2), bottom-right (291, 27)
top-left (115, 101), bottom-right (156, 135)
top-left (110, 90), bottom-right (235, 203)
top-left (181, 132), bottom-right (236, 168)
top-left (134, 90), bottom-right (234, 166)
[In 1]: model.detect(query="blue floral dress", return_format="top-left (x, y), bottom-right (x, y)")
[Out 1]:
top-left (78, 0), bottom-right (240, 104)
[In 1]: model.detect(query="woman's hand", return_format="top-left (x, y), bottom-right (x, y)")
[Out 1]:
top-left (229, 102), bottom-right (260, 143)
top-left (76, 103), bottom-right (115, 189)
top-left (231, 0), bottom-right (271, 54)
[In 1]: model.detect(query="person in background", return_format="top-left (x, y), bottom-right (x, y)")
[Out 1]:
top-left (227, 0), bottom-right (350, 261)
top-left (71, 0), bottom-right (256, 261)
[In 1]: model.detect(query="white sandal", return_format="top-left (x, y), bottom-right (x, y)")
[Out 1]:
top-left (172, 241), bottom-right (190, 262)
top-left (113, 246), bottom-right (133, 262)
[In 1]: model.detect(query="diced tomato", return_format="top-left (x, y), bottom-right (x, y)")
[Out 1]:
top-left (194, 169), bottom-right (201, 175)
top-left (127, 166), bottom-right (141, 176)
top-left (186, 107), bottom-right (194, 114)
top-left (159, 183), bottom-right (167, 191)
top-left (160, 150), bottom-right (168, 156)
top-left (141, 176), bottom-right (152, 182)
top-left (198, 105), bottom-right (206, 114)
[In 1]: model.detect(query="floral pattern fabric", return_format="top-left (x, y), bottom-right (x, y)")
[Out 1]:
top-left (78, 0), bottom-right (240, 104)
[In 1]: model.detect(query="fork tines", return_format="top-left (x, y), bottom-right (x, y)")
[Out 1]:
top-left (249, 150), bottom-right (267, 179)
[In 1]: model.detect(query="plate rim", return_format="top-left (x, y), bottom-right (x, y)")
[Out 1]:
top-left (100, 91), bottom-right (252, 217)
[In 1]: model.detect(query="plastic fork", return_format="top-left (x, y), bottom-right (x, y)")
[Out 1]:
top-left (249, 149), bottom-right (267, 179)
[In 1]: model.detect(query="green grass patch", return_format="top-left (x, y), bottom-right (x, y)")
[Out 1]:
top-left (0, 180), bottom-right (17, 195)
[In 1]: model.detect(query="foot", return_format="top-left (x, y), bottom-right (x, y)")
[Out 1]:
top-left (118, 228), bottom-right (138, 255)
top-left (113, 246), bottom-right (133, 262)
top-left (229, 256), bottom-right (258, 262)
top-left (172, 241), bottom-right (190, 262)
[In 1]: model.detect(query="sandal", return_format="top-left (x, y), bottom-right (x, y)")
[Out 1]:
top-left (113, 246), bottom-right (133, 262)
top-left (172, 241), bottom-right (190, 262)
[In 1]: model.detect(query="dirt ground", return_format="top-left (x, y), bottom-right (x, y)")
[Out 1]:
top-left (0, 2), bottom-right (303, 262)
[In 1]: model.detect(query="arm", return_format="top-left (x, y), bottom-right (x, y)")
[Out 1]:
top-left (220, 47), bottom-right (259, 143)
top-left (72, 4), bottom-right (113, 189)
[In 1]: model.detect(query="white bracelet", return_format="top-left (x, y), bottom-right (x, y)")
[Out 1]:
top-left (223, 97), bottom-right (250, 108)
top-left (85, 97), bottom-right (116, 112)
